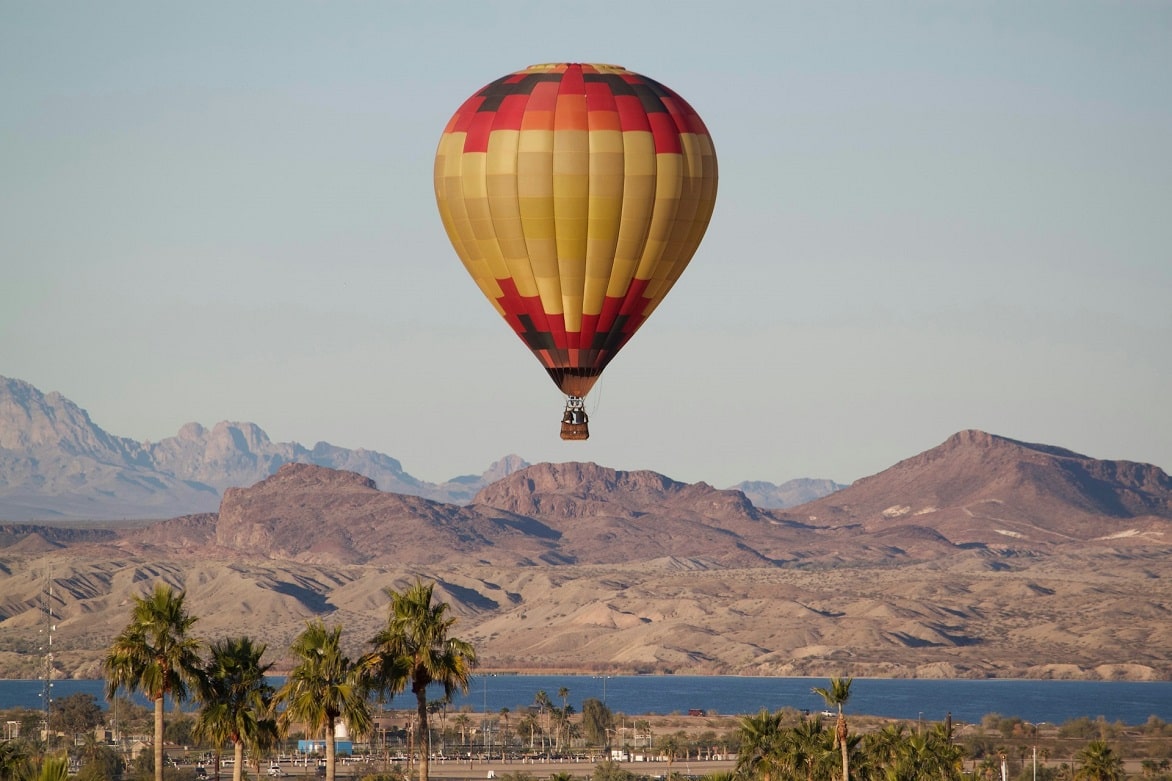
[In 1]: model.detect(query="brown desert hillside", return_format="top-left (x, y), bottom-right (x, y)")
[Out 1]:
top-left (0, 431), bottom-right (1169, 682)
top-left (781, 429), bottom-right (1172, 546)
top-left (471, 461), bottom-right (793, 566)
top-left (210, 463), bottom-right (564, 566)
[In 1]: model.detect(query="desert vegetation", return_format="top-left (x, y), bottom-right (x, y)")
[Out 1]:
top-left (4, 582), bottom-right (1172, 781)
top-left (4, 693), bottom-right (1172, 781)
top-left (0, 579), bottom-right (477, 781)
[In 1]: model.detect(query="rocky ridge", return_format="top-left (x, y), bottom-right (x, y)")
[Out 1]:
top-left (1, 430), bottom-right (1169, 682)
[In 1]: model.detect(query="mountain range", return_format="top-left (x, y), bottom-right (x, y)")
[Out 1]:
top-left (0, 375), bottom-right (843, 521)
top-left (0, 375), bottom-right (1170, 682)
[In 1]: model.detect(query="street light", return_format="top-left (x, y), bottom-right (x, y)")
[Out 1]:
top-left (594, 675), bottom-right (611, 705)
top-left (480, 674), bottom-right (498, 756)
top-left (1025, 722), bottom-right (1045, 781)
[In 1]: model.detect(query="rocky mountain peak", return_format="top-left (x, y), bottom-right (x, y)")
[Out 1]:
top-left (939, 429), bottom-right (1089, 460)
top-left (0, 376), bottom-right (141, 462)
top-left (787, 429), bottom-right (1172, 544)
top-left (248, 461), bottom-right (378, 492)
top-left (475, 462), bottom-right (685, 508)
top-left (480, 454), bottom-right (529, 483)
top-left (174, 421), bottom-right (207, 441)
top-left (472, 461), bottom-right (764, 532)
top-left (732, 477), bottom-right (849, 509)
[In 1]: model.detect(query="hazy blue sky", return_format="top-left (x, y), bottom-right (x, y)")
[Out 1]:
top-left (2, 2), bottom-right (1169, 488)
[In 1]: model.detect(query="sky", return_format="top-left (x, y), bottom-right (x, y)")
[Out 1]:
top-left (2, 2), bottom-right (1170, 488)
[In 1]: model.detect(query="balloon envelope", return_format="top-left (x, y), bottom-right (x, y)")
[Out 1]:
top-left (434, 63), bottom-right (718, 398)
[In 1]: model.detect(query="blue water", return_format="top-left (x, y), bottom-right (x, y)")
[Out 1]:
top-left (3, 676), bottom-right (1168, 726)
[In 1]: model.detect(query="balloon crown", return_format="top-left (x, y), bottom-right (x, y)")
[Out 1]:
top-left (523, 63), bottom-right (628, 73)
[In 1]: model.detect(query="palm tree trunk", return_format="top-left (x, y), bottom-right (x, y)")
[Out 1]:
top-left (233, 741), bottom-right (244, 781)
top-left (836, 712), bottom-right (849, 781)
top-left (416, 689), bottom-right (430, 781)
top-left (154, 696), bottom-right (165, 781)
top-left (326, 721), bottom-right (336, 781)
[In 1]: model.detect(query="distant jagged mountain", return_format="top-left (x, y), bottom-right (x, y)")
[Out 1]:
top-left (0, 375), bottom-right (838, 523)
top-left (0, 376), bottom-right (528, 521)
top-left (730, 478), bottom-right (847, 509)
top-left (0, 377), bottom-right (222, 521)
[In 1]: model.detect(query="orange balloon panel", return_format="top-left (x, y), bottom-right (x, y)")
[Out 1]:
top-left (434, 63), bottom-right (718, 398)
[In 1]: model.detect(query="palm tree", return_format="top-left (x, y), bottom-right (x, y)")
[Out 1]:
top-left (0, 739), bottom-right (32, 781)
top-left (364, 580), bottom-right (478, 781)
top-left (193, 694), bottom-right (231, 781)
top-left (550, 708), bottom-right (569, 753)
top-left (564, 720), bottom-right (582, 755)
top-left (924, 724), bottom-right (967, 781)
top-left (862, 721), bottom-right (964, 781)
top-left (658, 734), bottom-right (683, 781)
top-left (559, 687), bottom-right (570, 713)
top-left (781, 718), bottom-right (833, 781)
top-left (975, 755), bottom-right (1001, 781)
top-left (103, 582), bottom-right (203, 781)
top-left (635, 719), bottom-right (652, 753)
top-left (74, 733), bottom-right (124, 781)
top-left (427, 699), bottom-right (448, 755)
top-left (452, 713), bottom-right (473, 750)
top-left (884, 728), bottom-right (963, 781)
top-left (498, 708), bottom-right (511, 758)
top-left (558, 687), bottom-right (572, 752)
top-left (516, 712), bottom-right (539, 751)
top-left (534, 691), bottom-right (553, 752)
top-left (735, 709), bottom-right (786, 781)
top-left (862, 722), bottom-right (906, 769)
top-left (812, 677), bottom-right (852, 781)
top-left (1074, 741), bottom-right (1124, 781)
top-left (273, 621), bottom-right (371, 781)
top-left (195, 637), bottom-right (275, 781)
top-left (32, 756), bottom-right (69, 781)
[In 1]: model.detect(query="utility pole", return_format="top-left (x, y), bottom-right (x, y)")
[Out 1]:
top-left (1031, 722), bottom-right (1039, 781)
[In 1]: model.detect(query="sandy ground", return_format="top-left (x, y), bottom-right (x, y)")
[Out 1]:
top-left (290, 757), bottom-right (736, 781)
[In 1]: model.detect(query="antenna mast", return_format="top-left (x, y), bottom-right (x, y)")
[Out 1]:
top-left (41, 567), bottom-right (55, 745)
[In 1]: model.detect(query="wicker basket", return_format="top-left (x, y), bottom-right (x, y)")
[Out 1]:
top-left (560, 421), bottom-right (590, 440)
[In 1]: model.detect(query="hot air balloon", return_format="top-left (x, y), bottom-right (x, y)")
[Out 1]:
top-left (434, 63), bottom-right (718, 440)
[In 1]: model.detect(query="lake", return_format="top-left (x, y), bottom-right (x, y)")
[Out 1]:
top-left (3, 675), bottom-right (1169, 726)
